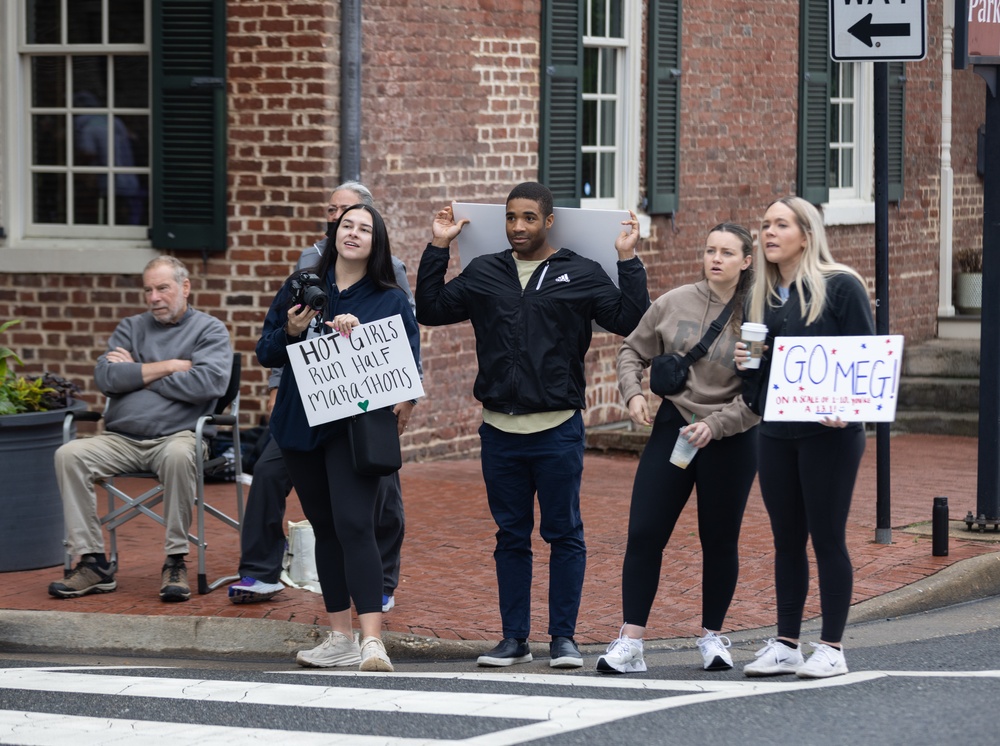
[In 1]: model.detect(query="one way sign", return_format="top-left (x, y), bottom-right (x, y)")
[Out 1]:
top-left (830, 0), bottom-right (927, 61)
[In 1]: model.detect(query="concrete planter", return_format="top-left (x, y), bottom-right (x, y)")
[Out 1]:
top-left (0, 401), bottom-right (85, 572)
top-left (955, 272), bottom-right (983, 315)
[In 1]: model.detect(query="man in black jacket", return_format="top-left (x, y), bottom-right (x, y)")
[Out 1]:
top-left (416, 182), bottom-right (649, 668)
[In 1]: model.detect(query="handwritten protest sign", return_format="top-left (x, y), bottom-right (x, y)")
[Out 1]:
top-left (286, 314), bottom-right (424, 427)
top-left (762, 335), bottom-right (904, 422)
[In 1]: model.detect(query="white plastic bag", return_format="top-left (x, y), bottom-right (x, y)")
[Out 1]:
top-left (280, 519), bottom-right (322, 594)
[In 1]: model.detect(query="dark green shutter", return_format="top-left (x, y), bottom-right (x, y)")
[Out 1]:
top-left (646, 0), bottom-right (681, 215)
top-left (151, 0), bottom-right (227, 251)
top-left (797, 0), bottom-right (830, 205)
top-left (887, 62), bottom-right (905, 202)
top-left (539, 0), bottom-right (582, 208)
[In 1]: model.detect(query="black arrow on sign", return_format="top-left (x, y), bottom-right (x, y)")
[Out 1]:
top-left (848, 13), bottom-right (911, 48)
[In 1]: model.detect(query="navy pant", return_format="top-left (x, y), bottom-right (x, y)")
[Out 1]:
top-left (239, 433), bottom-right (405, 593)
top-left (479, 412), bottom-right (586, 640)
top-left (622, 402), bottom-right (757, 631)
top-left (757, 426), bottom-right (866, 644)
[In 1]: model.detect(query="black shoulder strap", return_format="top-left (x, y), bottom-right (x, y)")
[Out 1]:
top-left (682, 299), bottom-right (735, 365)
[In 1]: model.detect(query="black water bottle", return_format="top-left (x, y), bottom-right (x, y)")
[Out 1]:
top-left (932, 496), bottom-right (949, 556)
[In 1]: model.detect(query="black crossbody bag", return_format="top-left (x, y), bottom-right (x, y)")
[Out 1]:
top-left (649, 301), bottom-right (734, 398)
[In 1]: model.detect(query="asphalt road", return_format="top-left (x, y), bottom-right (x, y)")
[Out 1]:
top-left (1, 595), bottom-right (999, 745)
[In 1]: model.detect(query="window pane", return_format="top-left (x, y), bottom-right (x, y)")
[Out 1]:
top-left (830, 105), bottom-right (840, 142)
top-left (26, 0), bottom-right (61, 44)
top-left (583, 100), bottom-right (597, 146)
top-left (68, 0), bottom-right (104, 44)
top-left (583, 47), bottom-right (598, 93)
top-left (74, 111), bottom-right (110, 168)
top-left (115, 173), bottom-right (148, 225)
top-left (109, 0), bottom-right (145, 44)
top-left (841, 149), bottom-right (853, 187)
top-left (590, 0), bottom-right (606, 36)
top-left (600, 101), bottom-right (616, 146)
top-left (599, 152), bottom-right (615, 198)
top-left (842, 63), bottom-right (855, 96)
top-left (609, 0), bottom-right (623, 37)
top-left (600, 50), bottom-right (616, 94)
top-left (842, 103), bottom-right (854, 142)
top-left (32, 57), bottom-right (66, 107)
top-left (581, 152), bottom-right (596, 197)
top-left (74, 172), bottom-right (108, 224)
top-left (117, 115), bottom-right (148, 167)
top-left (34, 173), bottom-right (67, 223)
top-left (114, 56), bottom-right (149, 107)
top-left (33, 115), bottom-right (67, 165)
top-left (829, 148), bottom-right (840, 188)
top-left (73, 57), bottom-right (108, 106)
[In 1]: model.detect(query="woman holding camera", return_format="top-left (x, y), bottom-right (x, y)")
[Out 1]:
top-left (257, 204), bottom-right (419, 672)
top-left (597, 223), bottom-right (760, 675)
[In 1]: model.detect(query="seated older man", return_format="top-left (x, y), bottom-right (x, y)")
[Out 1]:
top-left (49, 256), bottom-right (232, 602)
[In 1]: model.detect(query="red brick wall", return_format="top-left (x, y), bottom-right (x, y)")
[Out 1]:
top-left (0, 1), bottom-right (986, 460)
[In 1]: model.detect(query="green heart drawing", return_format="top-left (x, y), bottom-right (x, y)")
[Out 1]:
top-left (357, 400), bottom-right (370, 411)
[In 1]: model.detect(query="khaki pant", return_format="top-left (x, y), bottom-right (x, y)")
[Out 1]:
top-left (55, 431), bottom-right (202, 557)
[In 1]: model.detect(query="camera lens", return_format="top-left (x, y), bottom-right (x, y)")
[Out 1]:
top-left (302, 285), bottom-right (327, 311)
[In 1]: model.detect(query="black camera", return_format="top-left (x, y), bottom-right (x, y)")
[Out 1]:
top-left (288, 271), bottom-right (328, 311)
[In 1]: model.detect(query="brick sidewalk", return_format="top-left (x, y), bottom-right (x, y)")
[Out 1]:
top-left (3, 433), bottom-right (994, 647)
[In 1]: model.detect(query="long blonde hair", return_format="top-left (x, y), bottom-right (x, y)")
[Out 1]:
top-left (748, 197), bottom-right (864, 325)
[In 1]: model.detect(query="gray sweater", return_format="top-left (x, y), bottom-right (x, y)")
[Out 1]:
top-left (95, 307), bottom-right (232, 438)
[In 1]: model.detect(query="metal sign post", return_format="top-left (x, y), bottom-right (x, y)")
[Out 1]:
top-left (829, 0), bottom-right (927, 544)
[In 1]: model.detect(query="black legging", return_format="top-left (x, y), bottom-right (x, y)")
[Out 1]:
top-left (622, 402), bottom-right (758, 630)
top-left (757, 426), bottom-right (866, 644)
top-left (282, 437), bottom-right (383, 615)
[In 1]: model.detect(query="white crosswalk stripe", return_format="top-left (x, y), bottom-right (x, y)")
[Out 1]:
top-left (2, 666), bottom-right (999, 745)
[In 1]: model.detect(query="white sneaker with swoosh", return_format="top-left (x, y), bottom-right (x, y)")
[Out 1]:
top-left (796, 642), bottom-right (848, 678)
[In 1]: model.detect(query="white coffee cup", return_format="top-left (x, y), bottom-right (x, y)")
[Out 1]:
top-left (740, 322), bottom-right (768, 369)
top-left (669, 428), bottom-right (699, 469)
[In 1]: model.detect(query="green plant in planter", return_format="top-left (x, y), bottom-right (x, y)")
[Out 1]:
top-left (0, 319), bottom-right (80, 415)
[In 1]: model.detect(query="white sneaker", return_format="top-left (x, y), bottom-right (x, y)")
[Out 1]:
top-left (296, 631), bottom-right (361, 668)
top-left (696, 631), bottom-right (733, 671)
top-left (743, 638), bottom-right (804, 677)
top-left (359, 636), bottom-right (394, 672)
top-left (796, 642), bottom-right (848, 679)
top-left (596, 631), bottom-right (646, 674)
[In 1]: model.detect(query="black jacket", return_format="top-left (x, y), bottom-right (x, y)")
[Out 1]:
top-left (416, 245), bottom-right (649, 415)
top-left (747, 271), bottom-right (875, 439)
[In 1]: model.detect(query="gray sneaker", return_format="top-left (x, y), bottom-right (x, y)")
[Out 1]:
top-left (296, 631), bottom-right (362, 668)
top-left (359, 636), bottom-right (394, 672)
top-left (48, 559), bottom-right (117, 598)
top-left (159, 556), bottom-right (191, 602)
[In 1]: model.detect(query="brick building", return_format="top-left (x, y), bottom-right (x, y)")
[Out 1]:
top-left (0, 0), bottom-right (988, 460)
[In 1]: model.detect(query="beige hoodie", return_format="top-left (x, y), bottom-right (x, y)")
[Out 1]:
top-left (617, 280), bottom-right (760, 440)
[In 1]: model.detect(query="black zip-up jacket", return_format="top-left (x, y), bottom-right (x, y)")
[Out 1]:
top-left (416, 244), bottom-right (649, 415)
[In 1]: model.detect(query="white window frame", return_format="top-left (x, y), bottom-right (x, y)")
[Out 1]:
top-left (823, 61), bottom-right (875, 227)
top-left (0, 0), bottom-right (157, 274)
top-left (580, 0), bottom-right (642, 221)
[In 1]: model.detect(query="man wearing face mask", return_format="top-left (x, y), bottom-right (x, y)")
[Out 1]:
top-left (228, 182), bottom-right (415, 610)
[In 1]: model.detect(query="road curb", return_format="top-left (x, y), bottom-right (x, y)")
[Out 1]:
top-left (3, 550), bottom-right (999, 662)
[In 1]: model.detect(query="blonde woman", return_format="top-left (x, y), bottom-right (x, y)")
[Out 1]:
top-left (737, 197), bottom-right (874, 679)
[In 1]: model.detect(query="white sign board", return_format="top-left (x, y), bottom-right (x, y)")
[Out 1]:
top-left (286, 314), bottom-right (425, 427)
top-left (830, 0), bottom-right (927, 61)
top-left (451, 203), bottom-right (630, 287)
top-left (762, 335), bottom-right (904, 422)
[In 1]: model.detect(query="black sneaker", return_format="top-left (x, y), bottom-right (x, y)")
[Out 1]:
top-left (159, 556), bottom-right (191, 602)
top-left (477, 638), bottom-right (532, 667)
top-left (549, 636), bottom-right (584, 668)
top-left (48, 559), bottom-right (117, 598)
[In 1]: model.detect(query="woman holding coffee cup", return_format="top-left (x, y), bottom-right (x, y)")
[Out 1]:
top-left (737, 197), bottom-right (874, 680)
top-left (597, 223), bottom-right (760, 675)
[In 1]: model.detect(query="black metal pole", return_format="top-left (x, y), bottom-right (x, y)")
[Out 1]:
top-left (340, 0), bottom-right (362, 182)
top-left (975, 70), bottom-right (1000, 525)
top-left (873, 62), bottom-right (891, 544)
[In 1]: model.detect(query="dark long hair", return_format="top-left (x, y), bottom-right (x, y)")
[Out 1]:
top-left (314, 204), bottom-right (399, 292)
top-left (707, 222), bottom-right (754, 334)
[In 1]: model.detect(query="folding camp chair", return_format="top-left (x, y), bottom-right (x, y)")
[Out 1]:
top-left (61, 353), bottom-right (245, 594)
